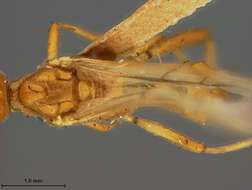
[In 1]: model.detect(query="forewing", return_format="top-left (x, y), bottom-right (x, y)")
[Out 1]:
top-left (74, 57), bottom-right (252, 97)
top-left (73, 58), bottom-right (252, 134)
top-left (78, 0), bottom-right (212, 60)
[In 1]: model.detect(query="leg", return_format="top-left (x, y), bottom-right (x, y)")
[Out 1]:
top-left (85, 121), bottom-right (119, 132)
top-left (47, 23), bottom-right (59, 59)
top-left (126, 29), bottom-right (216, 67)
top-left (47, 22), bottom-right (101, 59)
top-left (123, 115), bottom-right (252, 154)
top-left (172, 49), bottom-right (192, 64)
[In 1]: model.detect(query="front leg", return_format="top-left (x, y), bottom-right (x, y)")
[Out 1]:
top-left (47, 23), bottom-right (59, 59)
top-left (47, 23), bottom-right (101, 60)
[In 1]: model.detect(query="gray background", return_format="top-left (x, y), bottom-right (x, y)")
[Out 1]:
top-left (1, 0), bottom-right (252, 189)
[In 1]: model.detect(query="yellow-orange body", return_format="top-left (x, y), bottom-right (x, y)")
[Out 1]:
top-left (1, 0), bottom-right (252, 153)
top-left (8, 57), bottom-right (230, 127)
top-left (9, 59), bottom-right (125, 126)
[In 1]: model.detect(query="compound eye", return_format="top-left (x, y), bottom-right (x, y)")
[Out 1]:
top-left (0, 72), bottom-right (10, 122)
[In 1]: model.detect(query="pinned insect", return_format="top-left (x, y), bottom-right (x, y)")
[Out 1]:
top-left (1, 0), bottom-right (252, 153)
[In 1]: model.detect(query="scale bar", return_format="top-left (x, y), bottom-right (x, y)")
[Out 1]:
top-left (1, 184), bottom-right (66, 188)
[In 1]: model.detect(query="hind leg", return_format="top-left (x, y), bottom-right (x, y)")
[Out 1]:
top-left (123, 115), bottom-right (252, 154)
top-left (85, 121), bottom-right (119, 132)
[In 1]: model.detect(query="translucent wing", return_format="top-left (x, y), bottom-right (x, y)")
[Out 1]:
top-left (78, 0), bottom-right (212, 60)
top-left (71, 58), bottom-right (252, 134)
top-left (73, 58), bottom-right (252, 97)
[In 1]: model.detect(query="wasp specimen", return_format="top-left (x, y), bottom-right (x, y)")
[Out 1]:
top-left (1, 0), bottom-right (252, 153)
